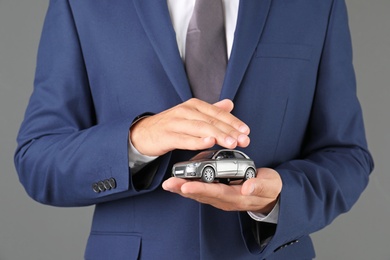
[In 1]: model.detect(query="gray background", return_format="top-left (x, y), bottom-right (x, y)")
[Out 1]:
top-left (0, 0), bottom-right (388, 259)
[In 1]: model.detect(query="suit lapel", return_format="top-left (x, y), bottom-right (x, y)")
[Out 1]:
top-left (132, 0), bottom-right (193, 102)
top-left (220, 0), bottom-right (272, 101)
top-left (132, 0), bottom-right (272, 103)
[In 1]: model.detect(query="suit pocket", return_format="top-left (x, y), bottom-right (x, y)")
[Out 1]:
top-left (84, 232), bottom-right (141, 260)
top-left (256, 43), bottom-right (312, 61)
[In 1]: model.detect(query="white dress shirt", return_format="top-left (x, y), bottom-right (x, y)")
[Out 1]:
top-left (129, 0), bottom-right (279, 224)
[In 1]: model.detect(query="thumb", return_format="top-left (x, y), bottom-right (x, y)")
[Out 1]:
top-left (241, 168), bottom-right (282, 198)
top-left (241, 178), bottom-right (258, 196)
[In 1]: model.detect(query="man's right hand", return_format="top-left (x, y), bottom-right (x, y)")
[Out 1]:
top-left (129, 98), bottom-right (250, 157)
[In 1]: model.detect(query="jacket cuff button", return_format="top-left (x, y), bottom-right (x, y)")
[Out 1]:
top-left (98, 181), bottom-right (106, 192)
top-left (108, 178), bottom-right (117, 189)
top-left (103, 179), bottom-right (112, 190)
top-left (92, 183), bottom-right (100, 193)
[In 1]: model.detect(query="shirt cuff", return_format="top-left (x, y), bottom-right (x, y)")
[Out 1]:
top-left (247, 199), bottom-right (279, 224)
top-left (128, 114), bottom-right (158, 174)
top-left (128, 140), bottom-right (158, 174)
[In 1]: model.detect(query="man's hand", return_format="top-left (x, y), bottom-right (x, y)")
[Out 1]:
top-left (130, 98), bottom-right (250, 157)
top-left (162, 168), bottom-right (282, 214)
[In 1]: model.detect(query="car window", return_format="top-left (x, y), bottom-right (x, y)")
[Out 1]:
top-left (215, 152), bottom-right (226, 159)
top-left (215, 151), bottom-right (233, 159)
top-left (233, 152), bottom-right (246, 159)
top-left (224, 151), bottom-right (234, 159)
top-left (191, 151), bottom-right (216, 160)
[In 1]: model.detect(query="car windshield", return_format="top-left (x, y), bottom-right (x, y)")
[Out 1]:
top-left (190, 151), bottom-right (217, 161)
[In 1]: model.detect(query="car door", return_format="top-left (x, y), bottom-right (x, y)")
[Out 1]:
top-left (233, 151), bottom-right (248, 177)
top-left (215, 151), bottom-right (238, 177)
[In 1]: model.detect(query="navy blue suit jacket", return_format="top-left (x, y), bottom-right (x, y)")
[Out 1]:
top-left (15, 0), bottom-right (373, 259)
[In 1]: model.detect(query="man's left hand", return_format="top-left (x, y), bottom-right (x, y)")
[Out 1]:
top-left (162, 168), bottom-right (282, 214)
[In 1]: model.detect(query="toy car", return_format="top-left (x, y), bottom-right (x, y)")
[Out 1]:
top-left (172, 149), bottom-right (256, 183)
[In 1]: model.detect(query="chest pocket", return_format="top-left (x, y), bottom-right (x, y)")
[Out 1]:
top-left (256, 43), bottom-right (313, 61)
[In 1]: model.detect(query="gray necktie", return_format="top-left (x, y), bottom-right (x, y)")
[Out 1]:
top-left (185, 0), bottom-right (227, 103)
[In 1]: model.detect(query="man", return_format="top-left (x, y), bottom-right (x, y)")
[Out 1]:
top-left (15, 0), bottom-right (373, 259)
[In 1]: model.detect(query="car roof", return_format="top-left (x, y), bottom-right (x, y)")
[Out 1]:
top-left (190, 149), bottom-right (249, 160)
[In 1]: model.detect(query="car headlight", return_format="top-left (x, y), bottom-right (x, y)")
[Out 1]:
top-left (188, 162), bottom-right (201, 168)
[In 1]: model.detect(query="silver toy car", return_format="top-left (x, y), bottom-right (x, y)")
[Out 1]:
top-left (172, 149), bottom-right (256, 183)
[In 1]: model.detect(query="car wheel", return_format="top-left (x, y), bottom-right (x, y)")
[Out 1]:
top-left (244, 168), bottom-right (256, 180)
top-left (201, 167), bottom-right (215, 183)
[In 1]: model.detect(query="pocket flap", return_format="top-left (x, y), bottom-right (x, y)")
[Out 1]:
top-left (84, 233), bottom-right (141, 260)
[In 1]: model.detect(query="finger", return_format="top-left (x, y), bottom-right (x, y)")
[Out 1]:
top-left (162, 177), bottom-right (188, 193)
top-left (213, 99), bottom-right (234, 112)
top-left (168, 99), bottom-right (250, 147)
top-left (187, 99), bottom-right (250, 135)
top-left (186, 118), bottom-right (249, 148)
top-left (169, 109), bottom-right (250, 148)
top-left (203, 105), bottom-right (250, 135)
top-left (180, 182), bottom-right (253, 211)
top-left (158, 132), bottom-right (217, 154)
top-left (156, 115), bottom-right (232, 147)
top-left (190, 117), bottom-right (250, 148)
top-left (166, 119), bottom-right (239, 149)
top-left (180, 181), bottom-right (221, 196)
top-left (180, 181), bottom-right (242, 201)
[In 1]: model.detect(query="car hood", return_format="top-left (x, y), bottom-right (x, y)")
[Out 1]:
top-left (173, 159), bottom-right (206, 166)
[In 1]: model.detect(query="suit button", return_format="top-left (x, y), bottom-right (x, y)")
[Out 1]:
top-left (103, 179), bottom-right (112, 190)
top-left (108, 178), bottom-right (117, 189)
top-left (92, 183), bottom-right (100, 193)
top-left (98, 181), bottom-right (106, 192)
top-left (274, 240), bottom-right (299, 252)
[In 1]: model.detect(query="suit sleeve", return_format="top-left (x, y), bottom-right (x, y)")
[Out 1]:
top-left (244, 0), bottom-right (374, 256)
top-left (14, 0), bottom-right (170, 207)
